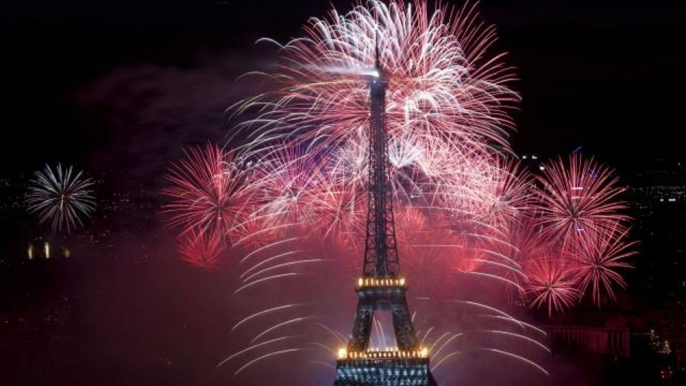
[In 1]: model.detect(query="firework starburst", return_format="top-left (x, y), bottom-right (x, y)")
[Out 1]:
top-left (162, 143), bottom-right (255, 242)
top-left (26, 164), bottom-right (96, 233)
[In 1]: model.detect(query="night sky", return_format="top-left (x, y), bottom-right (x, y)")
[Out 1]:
top-left (3, 0), bottom-right (686, 182)
top-left (2, 1), bottom-right (685, 385)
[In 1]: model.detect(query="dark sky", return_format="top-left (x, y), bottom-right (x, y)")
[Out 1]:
top-left (2, 0), bottom-right (685, 182)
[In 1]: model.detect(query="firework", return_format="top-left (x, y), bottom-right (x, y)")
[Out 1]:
top-left (161, 143), bottom-right (255, 243)
top-left (574, 223), bottom-right (637, 306)
top-left (472, 157), bottom-right (535, 230)
top-left (534, 153), bottom-right (630, 254)
top-left (310, 178), bottom-right (367, 250)
top-left (26, 163), bottom-right (96, 233)
top-left (523, 254), bottom-right (580, 317)
top-left (177, 227), bottom-right (226, 269)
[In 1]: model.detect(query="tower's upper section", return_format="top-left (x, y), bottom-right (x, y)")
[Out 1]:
top-left (362, 45), bottom-right (401, 278)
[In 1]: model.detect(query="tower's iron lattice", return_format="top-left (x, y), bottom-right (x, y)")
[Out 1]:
top-left (332, 49), bottom-right (438, 386)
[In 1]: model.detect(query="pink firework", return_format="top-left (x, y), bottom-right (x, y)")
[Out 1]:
top-left (430, 148), bottom-right (514, 225)
top-left (574, 223), bottom-right (637, 306)
top-left (162, 143), bottom-right (255, 242)
top-left (177, 227), bottom-right (226, 269)
top-left (534, 153), bottom-right (630, 254)
top-left (524, 254), bottom-right (580, 317)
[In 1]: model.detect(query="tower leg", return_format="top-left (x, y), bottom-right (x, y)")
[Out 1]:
top-left (348, 299), bottom-right (373, 351)
top-left (391, 297), bottom-right (418, 350)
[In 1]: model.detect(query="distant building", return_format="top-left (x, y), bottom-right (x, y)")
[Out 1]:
top-left (626, 158), bottom-right (686, 301)
top-left (543, 323), bottom-right (631, 357)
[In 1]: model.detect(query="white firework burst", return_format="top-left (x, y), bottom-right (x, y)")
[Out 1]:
top-left (26, 164), bottom-right (96, 233)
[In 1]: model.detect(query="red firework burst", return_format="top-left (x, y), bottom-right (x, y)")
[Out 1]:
top-left (162, 143), bottom-right (255, 242)
top-left (177, 227), bottom-right (226, 269)
top-left (524, 254), bottom-right (580, 317)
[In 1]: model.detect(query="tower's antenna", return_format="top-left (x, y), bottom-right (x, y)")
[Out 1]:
top-left (374, 29), bottom-right (381, 69)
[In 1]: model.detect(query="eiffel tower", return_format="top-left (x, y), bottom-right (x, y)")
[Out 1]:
top-left (333, 46), bottom-right (438, 386)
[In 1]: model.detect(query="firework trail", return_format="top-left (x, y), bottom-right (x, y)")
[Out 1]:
top-left (26, 163), bottom-right (96, 233)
